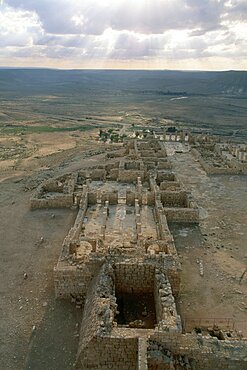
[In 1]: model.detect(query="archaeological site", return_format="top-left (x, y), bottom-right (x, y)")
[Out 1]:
top-left (29, 133), bottom-right (247, 370)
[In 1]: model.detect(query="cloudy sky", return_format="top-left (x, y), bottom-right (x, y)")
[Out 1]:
top-left (0, 0), bottom-right (246, 70)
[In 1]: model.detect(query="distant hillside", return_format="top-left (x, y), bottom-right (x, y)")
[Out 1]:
top-left (207, 71), bottom-right (247, 95)
top-left (0, 69), bottom-right (246, 97)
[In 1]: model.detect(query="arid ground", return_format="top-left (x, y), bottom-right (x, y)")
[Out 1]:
top-left (0, 69), bottom-right (246, 370)
top-left (0, 132), bottom-right (246, 370)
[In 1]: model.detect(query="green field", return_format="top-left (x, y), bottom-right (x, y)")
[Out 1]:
top-left (0, 69), bottom-right (246, 141)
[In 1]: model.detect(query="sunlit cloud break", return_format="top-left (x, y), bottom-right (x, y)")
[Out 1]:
top-left (0, 0), bottom-right (246, 70)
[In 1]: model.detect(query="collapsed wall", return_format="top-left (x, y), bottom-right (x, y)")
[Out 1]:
top-left (148, 333), bottom-right (247, 370)
top-left (30, 173), bottom-right (78, 209)
top-left (191, 142), bottom-right (247, 175)
top-left (31, 136), bottom-right (247, 369)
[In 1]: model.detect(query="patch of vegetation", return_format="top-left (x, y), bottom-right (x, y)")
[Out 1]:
top-left (0, 70), bottom-right (246, 142)
top-left (0, 124), bottom-right (94, 135)
top-left (98, 129), bottom-right (127, 143)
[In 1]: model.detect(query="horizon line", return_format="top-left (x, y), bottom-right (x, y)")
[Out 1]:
top-left (0, 66), bottom-right (246, 73)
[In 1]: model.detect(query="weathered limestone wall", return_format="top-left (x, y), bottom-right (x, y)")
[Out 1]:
top-left (88, 192), bottom-right (97, 204)
top-left (54, 260), bottom-right (101, 299)
top-left (164, 208), bottom-right (199, 223)
top-left (76, 263), bottom-right (115, 350)
top-left (91, 169), bottom-right (106, 181)
top-left (105, 162), bottom-right (120, 171)
top-left (44, 182), bottom-right (64, 193)
top-left (75, 264), bottom-right (138, 370)
top-left (102, 191), bottom-right (118, 205)
top-left (147, 192), bottom-right (155, 206)
top-left (76, 336), bottom-right (138, 370)
top-left (65, 172), bottom-right (78, 193)
top-left (161, 191), bottom-right (188, 208)
top-left (138, 337), bottom-right (148, 370)
top-left (191, 148), bottom-right (224, 175)
top-left (54, 184), bottom-right (100, 298)
top-left (156, 172), bottom-right (176, 183)
top-left (140, 150), bottom-right (158, 157)
top-left (160, 181), bottom-right (180, 191)
top-left (115, 263), bottom-right (155, 294)
top-left (37, 136), bottom-right (233, 370)
top-left (140, 158), bottom-right (158, 166)
top-left (164, 131), bottom-right (191, 143)
top-left (108, 168), bottom-right (119, 180)
top-left (30, 173), bottom-right (77, 209)
top-left (30, 193), bottom-right (73, 209)
top-left (118, 170), bottom-right (145, 183)
top-left (153, 196), bottom-right (170, 241)
top-left (106, 151), bottom-right (123, 158)
top-left (149, 333), bottom-right (247, 370)
top-left (157, 162), bottom-right (172, 170)
top-left (125, 162), bottom-right (141, 170)
top-left (191, 148), bottom-right (247, 175)
top-left (145, 162), bottom-right (157, 170)
top-left (154, 270), bottom-right (181, 333)
top-left (126, 191), bottom-right (137, 206)
top-left (56, 188), bottom-right (88, 258)
top-left (156, 211), bottom-right (170, 240)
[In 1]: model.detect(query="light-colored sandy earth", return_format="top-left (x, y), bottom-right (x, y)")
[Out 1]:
top-left (165, 143), bottom-right (247, 335)
top-left (0, 130), bottom-right (99, 176)
top-left (0, 184), bottom-right (78, 370)
top-left (0, 135), bottom-right (246, 370)
top-left (0, 130), bottom-right (122, 370)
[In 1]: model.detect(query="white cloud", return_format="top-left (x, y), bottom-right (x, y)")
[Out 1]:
top-left (0, 4), bottom-right (43, 47)
top-left (5, 0), bottom-right (228, 35)
top-left (0, 0), bottom-right (246, 69)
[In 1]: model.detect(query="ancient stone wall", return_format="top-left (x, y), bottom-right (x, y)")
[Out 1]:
top-left (102, 191), bottom-right (118, 205)
top-left (164, 208), bottom-right (199, 223)
top-left (75, 263), bottom-right (138, 369)
top-left (54, 260), bottom-right (102, 299)
top-left (90, 169), bottom-right (106, 180)
top-left (30, 136), bottom-right (247, 369)
top-left (191, 148), bottom-right (247, 175)
top-left (160, 181), bottom-right (180, 191)
top-left (154, 270), bottom-right (181, 333)
top-left (149, 333), bottom-right (247, 370)
top-left (30, 193), bottom-right (73, 209)
top-left (156, 172), bottom-right (175, 183)
top-left (108, 168), bottom-right (119, 180)
top-left (157, 162), bottom-right (172, 170)
top-left (88, 192), bottom-right (97, 204)
top-left (30, 173), bottom-right (77, 209)
top-left (118, 170), bottom-right (145, 183)
top-left (161, 191), bottom-right (188, 208)
top-left (76, 336), bottom-right (138, 370)
top-left (115, 263), bottom-right (155, 294)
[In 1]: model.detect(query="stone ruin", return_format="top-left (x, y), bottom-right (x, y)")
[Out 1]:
top-left (190, 135), bottom-right (247, 175)
top-left (31, 137), bottom-right (247, 369)
top-left (130, 128), bottom-right (191, 143)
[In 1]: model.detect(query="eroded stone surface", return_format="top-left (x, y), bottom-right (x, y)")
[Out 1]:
top-left (30, 135), bottom-right (247, 370)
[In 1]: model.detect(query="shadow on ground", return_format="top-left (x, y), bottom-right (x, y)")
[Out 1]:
top-left (24, 298), bottom-right (81, 370)
top-left (168, 222), bottom-right (204, 252)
